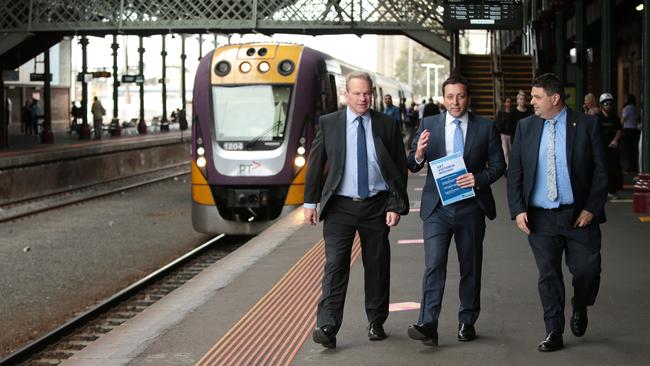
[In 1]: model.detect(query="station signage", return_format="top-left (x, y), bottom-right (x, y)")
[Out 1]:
top-left (29, 73), bottom-right (52, 82)
top-left (92, 71), bottom-right (112, 78)
top-left (121, 74), bottom-right (144, 83)
top-left (443, 0), bottom-right (523, 30)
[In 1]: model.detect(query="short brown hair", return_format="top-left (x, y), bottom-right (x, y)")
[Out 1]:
top-left (532, 73), bottom-right (565, 101)
top-left (442, 74), bottom-right (470, 96)
top-left (345, 71), bottom-right (374, 91)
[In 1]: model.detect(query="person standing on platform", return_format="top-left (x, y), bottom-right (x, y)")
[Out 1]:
top-left (70, 102), bottom-right (79, 133)
top-left (621, 94), bottom-right (641, 173)
top-left (406, 75), bottom-right (505, 346)
top-left (495, 97), bottom-right (514, 167)
top-left (596, 93), bottom-right (623, 199)
top-left (582, 93), bottom-right (600, 116)
top-left (423, 97), bottom-right (440, 118)
top-left (383, 94), bottom-right (401, 125)
top-left (304, 71), bottom-right (409, 349)
top-left (404, 102), bottom-right (419, 151)
top-left (511, 90), bottom-right (534, 142)
top-left (91, 96), bottom-right (106, 140)
top-left (507, 73), bottom-right (607, 352)
top-left (22, 100), bottom-right (31, 135)
top-left (30, 99), bottom-right (42, 138)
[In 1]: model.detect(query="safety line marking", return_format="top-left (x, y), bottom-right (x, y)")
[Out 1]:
top-left (414, 187), bottom-right (423, 191)
top-left (389, 302), bottom-right (421, 312)
top-left (409, 208), bottom-right (420, 212)
top-left (195, 236), bottom-right (362, 366)
top-left (639, 216), bottom-right (650, 223)
top-left (419, 173), bottom-right (427, 176)
top-left (610, 199), bottom-right (633, 203)
top-left (623, 184), bottom-right (634, 189)
top-left (397, 239), bottom-right (424, 245)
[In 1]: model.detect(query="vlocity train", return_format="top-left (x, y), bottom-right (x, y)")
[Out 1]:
top-left (191, 42), bottom-right (411, 234)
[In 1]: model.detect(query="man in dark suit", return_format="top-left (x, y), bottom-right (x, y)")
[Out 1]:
top-left (406, 75), bottom-right (506, 346)
top-left (304, 71), bottom-right (409, 348)
top-left (507, 73), bottom-right (607, 352)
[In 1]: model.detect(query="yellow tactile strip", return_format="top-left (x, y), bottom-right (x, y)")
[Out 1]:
top-left (196, 236), bottom-right (362, 366)
top-left (639, 216), bottom-right (650, 223)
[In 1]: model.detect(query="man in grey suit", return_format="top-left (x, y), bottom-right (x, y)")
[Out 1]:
top-left (507, 73), bottom-right (607, 352)
top-left (406, 75), bottom-right (505, 346)
top-left (304, 71), bottom-right (409, 348)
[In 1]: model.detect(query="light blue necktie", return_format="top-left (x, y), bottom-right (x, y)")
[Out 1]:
top-left (453, 119), bottom-right (464, 154)
top-left (357, 116), bottom-right (369, 198)
top-left (546, 119), bottom-right (558, 201)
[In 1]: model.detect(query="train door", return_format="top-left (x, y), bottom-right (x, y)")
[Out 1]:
top-left (378, 87), bottom-right (385, 112)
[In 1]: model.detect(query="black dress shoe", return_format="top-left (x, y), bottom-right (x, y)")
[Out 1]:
top-left (570, 307), bottom-right (588, 337)
top-left (457, 323), bottom-right (477, 341)
top-left (538, 331), bottom-right (563, 352)
top-left (407, 323), bottom-right (438, 346)
top-left (368, 321), bottom-right (387, 341)
top-left (313, 325), bottom-right (336, 348)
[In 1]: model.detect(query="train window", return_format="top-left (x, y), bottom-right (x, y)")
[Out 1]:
top-left (212, 85), bottom-right (292, 149)
top-left (258, 48), bottom-right (268, 56)
top-left (246, 48), bottom-right (256, 57)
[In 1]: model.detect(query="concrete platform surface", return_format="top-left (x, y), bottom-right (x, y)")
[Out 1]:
top-left (62, 172), bottom-right (650, 366)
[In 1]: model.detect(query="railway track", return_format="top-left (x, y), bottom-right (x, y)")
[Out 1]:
top-left (0, 234), bottom-right (250, 366)
top-left (0, 163), bottom-right (190, 223)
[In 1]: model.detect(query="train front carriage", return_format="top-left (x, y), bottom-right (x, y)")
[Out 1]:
top-left (191, 43), bottom-right (324, 235)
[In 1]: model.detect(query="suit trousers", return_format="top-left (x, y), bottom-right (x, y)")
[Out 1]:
top-left (317, 194), bottom-right (391, 332)
top-left (418, 198), bottom-right (486, 326)
top-left (527, 206), bottom-right (602, 333)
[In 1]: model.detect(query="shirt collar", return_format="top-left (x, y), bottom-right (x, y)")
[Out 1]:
top-left (445, 111), bottom-right (469, 126)
top-left (546, 106), bottom-right (567, 124)
top-left (346, 107), bottom-right (371, 125)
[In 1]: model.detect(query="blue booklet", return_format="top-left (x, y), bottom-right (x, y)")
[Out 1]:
top-left (428, 152), bottom-right (475, 206)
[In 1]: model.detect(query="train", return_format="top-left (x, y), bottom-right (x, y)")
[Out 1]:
top-left (191, 42), bottom-right (412, 234)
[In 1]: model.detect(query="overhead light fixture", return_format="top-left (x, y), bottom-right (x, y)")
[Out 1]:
top-left (636, 3), bottom-right (644, 11)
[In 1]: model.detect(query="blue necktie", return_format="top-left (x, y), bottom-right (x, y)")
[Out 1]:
top-left (357, 116), bottom-right (369, 198)
top-left (453, 119), bottom-right (464, 154)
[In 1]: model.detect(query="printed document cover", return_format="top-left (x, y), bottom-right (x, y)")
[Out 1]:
top-left (429, 152), bottom-right (475, 206)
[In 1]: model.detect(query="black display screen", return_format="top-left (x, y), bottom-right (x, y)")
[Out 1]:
top-left (443, 0), bottom-right (523, 30)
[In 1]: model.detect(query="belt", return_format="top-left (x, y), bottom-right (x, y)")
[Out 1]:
top-left (336, 191), bottom-right (388, 202)
top-left (532, 204), bottom-right (573, 212)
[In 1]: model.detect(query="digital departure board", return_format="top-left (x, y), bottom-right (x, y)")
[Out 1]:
top-left (443, 0), bottom-right (523, 30)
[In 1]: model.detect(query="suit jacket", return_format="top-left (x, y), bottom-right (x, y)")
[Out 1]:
top-left (407, 112), bottom-right (506, 220)
top-left (304, 109), bottom-right (409, 221)
top-left (507, 107), bottom-right (608, 224)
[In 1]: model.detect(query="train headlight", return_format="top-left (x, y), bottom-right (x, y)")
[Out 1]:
top-left (294, 156), bottom-right (306, 167)
top-left (258, 61), bottom-right (270, 73)
top-left (297, 146), bottom-right (306, 155)
top-left (215, 61), bottom-right (231, 76)
top-left (197, 147), bottom-right (205, 156)
top-left (278, 60), bottom-right (295, 76)
top-left (240, 62), bottom-right (252, 73)
top-left (197, 156), bottom-right (207, 168)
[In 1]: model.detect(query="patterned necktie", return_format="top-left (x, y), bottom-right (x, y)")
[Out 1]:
top-left (546, 119), bottom-right (558, 201)
top-left (453, 119), bottom-right (464, 154)
top-left (357, 116), bottom-right (369, 198)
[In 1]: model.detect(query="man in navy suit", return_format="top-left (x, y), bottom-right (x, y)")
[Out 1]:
top-left (406, 75), bottom-right (506, 346)
top-left (304, 71), bottom-right (409, 348)
top-left (507, 73), bottom-right (607, 352)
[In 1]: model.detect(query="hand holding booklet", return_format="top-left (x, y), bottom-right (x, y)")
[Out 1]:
top-left (428, 152), bottom-right (475, 206)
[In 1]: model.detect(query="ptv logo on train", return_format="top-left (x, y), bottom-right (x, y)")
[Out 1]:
top-left (239, 161), bottom-right (262, 174)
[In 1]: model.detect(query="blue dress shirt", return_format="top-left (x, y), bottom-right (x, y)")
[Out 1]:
top-left (384, 105), bottom-right (401, 123)
top-left (304, 108), bottom-right (389, 209)
top-left (530, 107), bottom-right (574, 208)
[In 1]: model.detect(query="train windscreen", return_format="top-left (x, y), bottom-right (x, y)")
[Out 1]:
top-left (212, 85), bottom-right (292, 149)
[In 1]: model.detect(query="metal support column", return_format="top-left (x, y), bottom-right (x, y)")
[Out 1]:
top-left (198, 34), bottom-right (203, 61)
top-left (451, 31), bottom-right (460, 74)
top-left (633, 0), bottom-right (650, 213)
top-left (79, 36), bottom-right (91, 139)
top-left (600, 0), bottom-right (614, 93)
top-left (554, 6), bottom-right (566, 81)
top-left (180, 34), bottom-right (188, 130)
top-left (41, 46), bottom-right (53, 143)
top-left (111, 35), bottom-right (121, 136)
top-left (575, 0), bottom-right (586, 109)
top-left (0, 77), bottom-right (6, 148)
top-left (137, 36), bottom-right (147, 134)
top-left (160, 34), bottom-right (169, 132)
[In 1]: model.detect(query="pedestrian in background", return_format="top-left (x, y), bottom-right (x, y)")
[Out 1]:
top-left (91, 96), bottom-right (106, 140)
top-left (511, 90), bottom-right (533, 142)
top-left (507, 73), bottom-right (607, 352)
top-left (621, 94), bottom-right (641, 173)
top-left (30, 99), bottom-right (42, 138)
top-left (596, 93), bottom-right (623, 199)
top-left (583, 93), bottom-right (600, 116)
top-left (495, 97), bottom-right (514, 167)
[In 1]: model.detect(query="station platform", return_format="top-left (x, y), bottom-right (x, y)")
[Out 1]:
top-left (0, 123), bottom-right (189, 169)
top-left (62, 173), bottom-right (650, 366)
